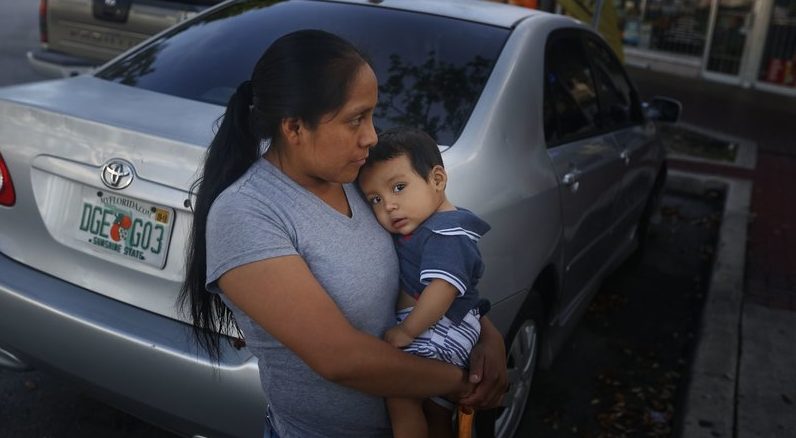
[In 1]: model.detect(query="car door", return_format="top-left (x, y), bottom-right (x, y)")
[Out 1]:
top-left (583, 35), bottom-right (657, 243)
top-left (543, 31), bottom-right (625, 311)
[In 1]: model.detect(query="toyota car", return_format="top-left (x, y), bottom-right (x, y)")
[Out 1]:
top-left (0, 1), bottom-right (678, 437)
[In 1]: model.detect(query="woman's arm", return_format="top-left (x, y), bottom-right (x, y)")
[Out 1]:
top-left (218, 254), bottom-right (472, 400)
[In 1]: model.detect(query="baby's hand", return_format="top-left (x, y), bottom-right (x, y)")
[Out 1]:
top-left (384, 325), bottom-right (414, 348)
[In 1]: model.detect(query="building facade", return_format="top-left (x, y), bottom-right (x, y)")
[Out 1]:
top-left (492, 0), bottom-right (796, 96)
top-left (618, 0), bottom-right (796, 96)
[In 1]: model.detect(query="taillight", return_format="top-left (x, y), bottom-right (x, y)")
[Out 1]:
top-left (0, 153), bottom-right (16, 207)
top-left (39, 0), bottom-right (48, 44)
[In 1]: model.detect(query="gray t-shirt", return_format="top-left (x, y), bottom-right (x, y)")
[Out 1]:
top-left (206, 159), bottom-right (399, 437)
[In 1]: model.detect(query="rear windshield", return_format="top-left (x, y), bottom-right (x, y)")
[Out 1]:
top-left (96, 0), bottom-right (509, 145)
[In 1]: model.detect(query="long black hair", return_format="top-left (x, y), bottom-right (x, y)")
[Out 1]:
top-left (178, 29), bottom-right (371, 361)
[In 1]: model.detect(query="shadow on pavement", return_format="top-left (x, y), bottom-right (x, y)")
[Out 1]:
top-left (520, 184), bottom-right (724, 437)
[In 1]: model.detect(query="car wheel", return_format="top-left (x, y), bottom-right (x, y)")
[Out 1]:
top-left (476, 292), bottom-right (543, 438)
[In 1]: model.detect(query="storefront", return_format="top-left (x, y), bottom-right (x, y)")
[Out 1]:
top-left (618, 0), bottom-right (796, 96)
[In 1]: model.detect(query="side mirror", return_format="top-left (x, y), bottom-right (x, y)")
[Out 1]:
top-left (643, 96), bottom-right (682, 123)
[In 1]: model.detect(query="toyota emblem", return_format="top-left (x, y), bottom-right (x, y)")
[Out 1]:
top-left (101, 160), bottom-right (134, 190)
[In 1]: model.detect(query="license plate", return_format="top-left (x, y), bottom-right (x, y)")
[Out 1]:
top-left (92, 0), bottom-right (132, 23)
top-left (74, 188), bottom-right (174, 269)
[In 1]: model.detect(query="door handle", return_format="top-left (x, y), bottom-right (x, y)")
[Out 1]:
top-left (562, 170), bottom-right (581, 193)
top-left (620, 149), bottom-right (630, 165)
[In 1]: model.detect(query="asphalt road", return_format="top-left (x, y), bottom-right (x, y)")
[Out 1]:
top-left (0, 0), bottom-right (48, 87)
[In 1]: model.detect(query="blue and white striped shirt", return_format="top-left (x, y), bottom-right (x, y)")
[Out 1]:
top-left (395, 208), bottom-right (490, 324)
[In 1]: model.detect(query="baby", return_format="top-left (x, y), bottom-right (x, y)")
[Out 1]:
top-left (358, 127), bottom-right (490, 438)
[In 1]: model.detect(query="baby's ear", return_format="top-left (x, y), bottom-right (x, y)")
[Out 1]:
top-left (431, 165), bottom-right (448, 191)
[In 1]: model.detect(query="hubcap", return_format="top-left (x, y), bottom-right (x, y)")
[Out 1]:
top-left (494, 320), bottom-right (538, 438)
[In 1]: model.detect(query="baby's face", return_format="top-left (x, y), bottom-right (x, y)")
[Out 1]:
top-left (358, 155), bottom-right (443, 235)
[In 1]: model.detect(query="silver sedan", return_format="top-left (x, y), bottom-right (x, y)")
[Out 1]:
top-left (0, 1), bottom-right (679, 437)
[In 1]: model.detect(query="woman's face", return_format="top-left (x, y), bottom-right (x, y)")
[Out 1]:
top-left (298, 64), bottom-right (379, 185)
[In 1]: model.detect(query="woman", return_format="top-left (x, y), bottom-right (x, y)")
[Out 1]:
top-left (179, 29), bottom-right (506, 437)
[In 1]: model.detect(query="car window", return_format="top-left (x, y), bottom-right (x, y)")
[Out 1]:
top-left (583, 36), bottom-right (643, 130)
top-left (95, 0), bottom-right (509, 146)
top-left (543, 34), bottom-right (601, 147)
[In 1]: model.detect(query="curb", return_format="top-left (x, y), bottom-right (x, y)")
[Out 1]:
top-left (666, 171), bottom-right (752, 438)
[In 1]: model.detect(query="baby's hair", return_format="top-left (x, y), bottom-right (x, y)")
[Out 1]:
top-left (363, 127), bottom-right (443, 179)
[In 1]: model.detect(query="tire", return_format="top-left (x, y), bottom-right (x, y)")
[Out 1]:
top-left (475, 292), bottom-right (543, 438)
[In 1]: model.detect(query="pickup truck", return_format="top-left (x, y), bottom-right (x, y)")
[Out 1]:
top-left (28, 0), bottom-right (223, 77)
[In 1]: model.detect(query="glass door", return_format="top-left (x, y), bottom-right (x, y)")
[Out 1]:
top-left (704, 0), bottom-right (758, 76)
top-left (757, 0), bottom-right (796, 89)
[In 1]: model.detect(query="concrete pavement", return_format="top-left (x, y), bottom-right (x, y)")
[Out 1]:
top-left (738, 304), bottom-right (796, 437)
top-left (628, 67), bottom-right (796, 438)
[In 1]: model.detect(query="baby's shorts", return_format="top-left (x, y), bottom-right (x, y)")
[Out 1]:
top-left (395, 307), bottom-right (481, 369)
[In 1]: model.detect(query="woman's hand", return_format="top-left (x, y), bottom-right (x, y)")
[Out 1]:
top-left (445, 368), bottom-right (476, 402)
top-left (460, 317), bottom-right (507, 409)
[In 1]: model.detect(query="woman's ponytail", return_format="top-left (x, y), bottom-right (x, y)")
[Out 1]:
top-left (178, 79), bottom-right (260, 361)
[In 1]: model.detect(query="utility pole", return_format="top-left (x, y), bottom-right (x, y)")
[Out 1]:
top-left (591, 0), bottom-right (604, 28)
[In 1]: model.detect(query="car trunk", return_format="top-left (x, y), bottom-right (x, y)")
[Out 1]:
top-left (0, 76), bottom-right (221, 322)
top-left (45, 0), bottom-right (205, 63)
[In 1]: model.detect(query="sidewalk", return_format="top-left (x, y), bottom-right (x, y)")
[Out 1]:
top-left (627, 67), bottom-right (796, 438)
